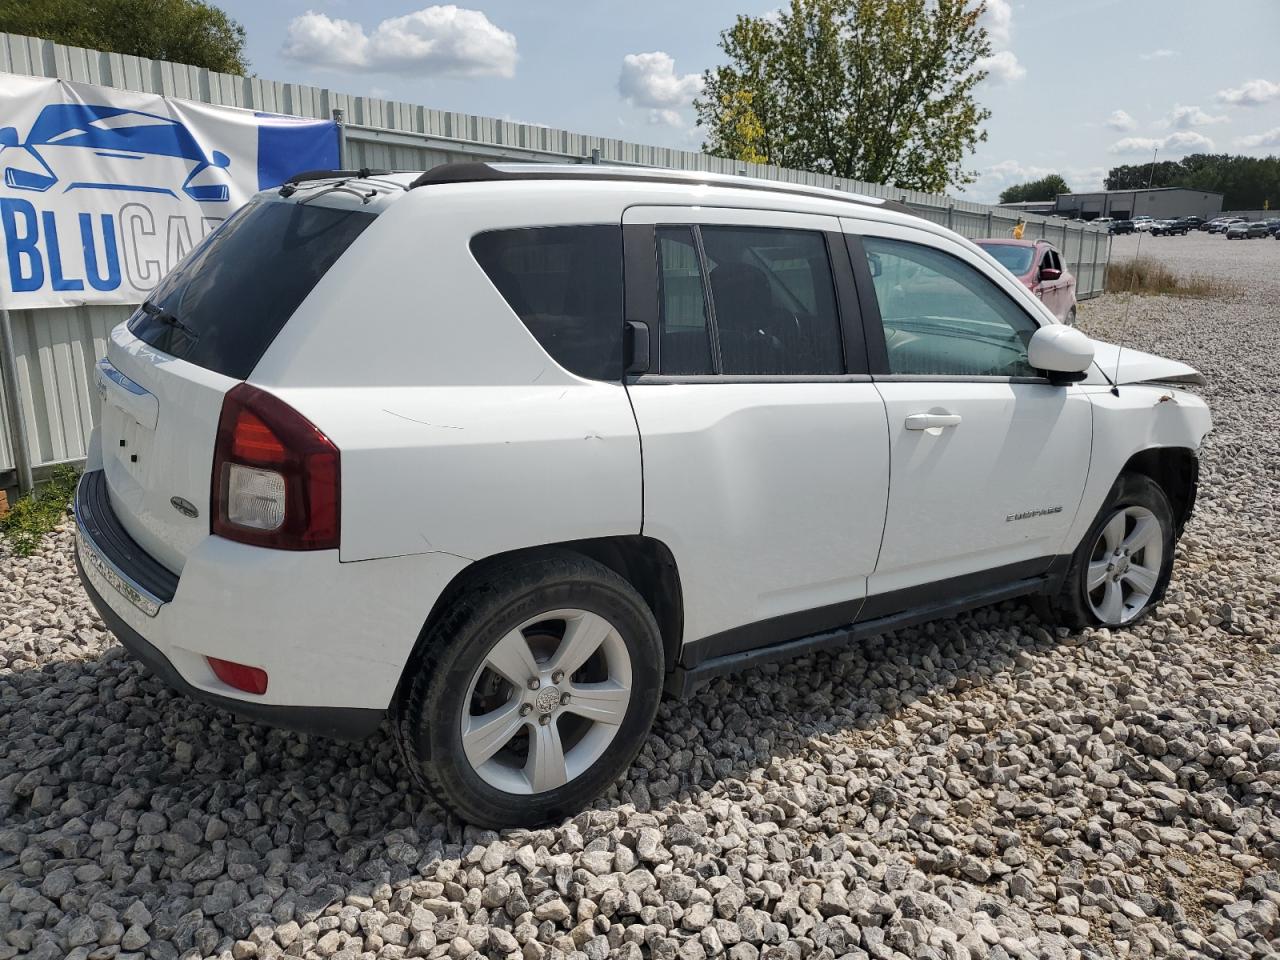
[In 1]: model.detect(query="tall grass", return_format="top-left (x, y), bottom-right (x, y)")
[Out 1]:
top-left (0, 467), bottom-right (80, 556)
top-left (1105, 257), bottom-right (1232, 299)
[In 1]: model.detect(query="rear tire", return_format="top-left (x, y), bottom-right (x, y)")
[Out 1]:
top-left (1046, 473), bottom-right (1176, 630)
top-left (392, 553), bottom-right (664, 827)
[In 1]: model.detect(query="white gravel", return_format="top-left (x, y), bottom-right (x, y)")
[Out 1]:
top-left (3, 229), bottom-right (1279, 960)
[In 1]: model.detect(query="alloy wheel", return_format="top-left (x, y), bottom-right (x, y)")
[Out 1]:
top-left (460, 609), bottom-right (632, 795)
top-left (1086, 505), bottom-right (1164, 624)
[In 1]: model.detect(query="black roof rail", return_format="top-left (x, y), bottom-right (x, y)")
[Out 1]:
top-left (285, 168), bottom-right (393, 185)
top-left (407, 162), bottom-right (915, 217)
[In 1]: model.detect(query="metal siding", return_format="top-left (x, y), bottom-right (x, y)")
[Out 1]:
top-left (0, 30), bottom-right (1111, 472)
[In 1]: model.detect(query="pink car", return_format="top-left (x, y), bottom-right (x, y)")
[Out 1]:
top-left (975, 239), bottom-right (1078, 324)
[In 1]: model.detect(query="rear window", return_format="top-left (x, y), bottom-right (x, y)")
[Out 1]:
top-left (977, 243), bottom-right (1035, 275)
top-left (127, 199), bottom-right (375, 380)
top-left (470, 225), bottom-right (623, 381)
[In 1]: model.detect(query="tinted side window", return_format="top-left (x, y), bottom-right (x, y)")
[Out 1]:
top-left (656, 226), bottom-right (714, 375)
top-left (699, 226), bottom-right (843, 376)
top-left (471, 226), bottom-right (623, 381)
top-left (128, 200), bottom-right (376, 380)
top-left (863, 237), bottom-right (1040, 378)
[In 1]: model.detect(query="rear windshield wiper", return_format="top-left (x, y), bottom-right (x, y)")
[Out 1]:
top-left (141, 300), bottom-right (199, 340)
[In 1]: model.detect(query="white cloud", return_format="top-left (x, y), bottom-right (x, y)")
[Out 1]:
top-left (1236, 127), bottom-right (1280, 149)
top-left (1164, 130), bottom-right (1214, 152)
top-left (1106, 109), bottom-right (1136, 131)
top-left (1109, 131), bottom-right (1214, 155)
top-left (618, 52), bottom-right (703, 111)
top-left (1217, 78), bottom-right (1280, 107)
top-left (979, 0), bottom-right (1013, 47)
top-left (647, 109), bottom-right (685, 127)
top-left (976, 50), bottom-right (1025, 84)
top-left (1139, 48), bottom-right (1178, 61)
top-left (974, 0), bottom-right (1022, 85)
top-left (1165, 104), bottom-right (1228, 129)
top-left (1109, 137), bottom-right (1163, 154)
top-left (282, 6), bottom-right (517, 77)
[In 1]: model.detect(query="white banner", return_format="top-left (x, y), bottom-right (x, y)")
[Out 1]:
top-left (0, 74), bottom-right (338, 309)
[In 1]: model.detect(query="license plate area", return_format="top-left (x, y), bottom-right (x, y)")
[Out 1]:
top-left (76, 526), bottom-right (164, 618)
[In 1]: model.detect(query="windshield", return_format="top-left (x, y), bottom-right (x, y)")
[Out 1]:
top-left (976, 243), bottom-right (1035, 275)
top-left (128, 199), bottom-right (375, 379)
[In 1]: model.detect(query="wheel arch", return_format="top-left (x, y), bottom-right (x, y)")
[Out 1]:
top-left (1120, 446), bottom-right (1199, 535)
top-left (399, 535), bottom-right (686, 695)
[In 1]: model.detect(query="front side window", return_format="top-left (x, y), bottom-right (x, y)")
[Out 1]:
top-left (863, 237), bottom-right (1040, 378)
top-left (471, 225), bottom-right (623, 381)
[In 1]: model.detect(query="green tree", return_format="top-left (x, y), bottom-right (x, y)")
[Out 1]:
top-left (695, 0), bottom-right (992, 193)
top-left (1103, 161), bottom-right (1184, 191)
top-left (0, 0), bottom-right (248, 74)
top-left (998, 174), bottom-right (1070, 204)
top-left (1104, 154), bottom-right (1280, 209)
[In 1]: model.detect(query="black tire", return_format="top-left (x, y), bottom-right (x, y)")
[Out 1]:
top-left (1046, 473), bottom-right (1177, 630)
top-left (391, 552), bottom-right (663, 827)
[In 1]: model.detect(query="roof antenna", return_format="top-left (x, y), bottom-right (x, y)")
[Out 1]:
top-left (1111, 145), bottom-right (1159, 396)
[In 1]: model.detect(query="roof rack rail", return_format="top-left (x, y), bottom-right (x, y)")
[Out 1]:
top-left (407, 161), bottom-right (914, 217)
top-left (285, 168), bottom-right (393, 185)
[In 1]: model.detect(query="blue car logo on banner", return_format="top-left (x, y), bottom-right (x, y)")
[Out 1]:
top-left (0, 103), bottom-right (232, 202)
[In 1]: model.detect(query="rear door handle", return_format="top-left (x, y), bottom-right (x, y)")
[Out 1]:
top-left (905, 413), bottom-right (961, 431)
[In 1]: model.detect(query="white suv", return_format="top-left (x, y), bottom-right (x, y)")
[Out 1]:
top-left (76, 163), bottom-right (1211, 826)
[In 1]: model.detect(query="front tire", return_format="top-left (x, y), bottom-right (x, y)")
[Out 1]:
top-left (392, 553), bottom-right (664, 827)
top-left (1048, 474), bottom-right (1176, 630)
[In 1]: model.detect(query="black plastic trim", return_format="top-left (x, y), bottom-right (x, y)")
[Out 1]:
top-left (675, 560), bottom-right (1064, 696)
top-left (631, 373), bottom-right (873, 385)
top-left (75, 470), bottom-right (178, 603)
top-left (855, 556), bottom-right (1056, 622)
top-left (668, 557), bottom-right (1069, 697)
top-left (827, 230), bottom-right (869, 376)
top-left (77, 555), bottom-right (385, 741)
top-left (622, 223), bottom-right (659, 372)
top-left (844, 233), bottom-right (890, 374)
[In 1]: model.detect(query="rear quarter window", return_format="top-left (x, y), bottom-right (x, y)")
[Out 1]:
top-left (128, 199), bottom-right (376, 380)
top-left (470, 225), bottom-right (624, 382)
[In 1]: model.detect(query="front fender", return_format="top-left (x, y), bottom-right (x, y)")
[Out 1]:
top-left (1063, 383), bottom-right (1211, 552)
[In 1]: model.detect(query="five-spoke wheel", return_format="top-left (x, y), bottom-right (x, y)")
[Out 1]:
top-left (393, 553), bottom-right (663, 827)
top-left (1085, 505), bottom-right (1164, 625)
top-left (462, 609), bottom-right (632, 795)
top-left (1050, 472), bottom-right (1175, 629)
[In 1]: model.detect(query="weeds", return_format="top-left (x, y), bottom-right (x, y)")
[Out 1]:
top-left (1106, 258), bottom-right (1232, 299)
top-left (0, 467), bottom-right (80, 556)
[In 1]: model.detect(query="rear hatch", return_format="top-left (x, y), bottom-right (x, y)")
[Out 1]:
top-left (98, 193), bottom-right (378, 574)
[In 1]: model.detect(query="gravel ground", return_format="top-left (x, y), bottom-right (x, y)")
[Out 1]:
top-left (3, 229), bottom-right (1279, 960)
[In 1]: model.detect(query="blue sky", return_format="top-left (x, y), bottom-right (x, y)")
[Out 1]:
top-left (219, 0), bottom-right (1280, 203)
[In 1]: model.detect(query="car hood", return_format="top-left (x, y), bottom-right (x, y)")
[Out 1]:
top-left (1086, 340), bottom-right (1206, 386)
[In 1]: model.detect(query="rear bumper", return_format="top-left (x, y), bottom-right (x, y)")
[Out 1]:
top-left (76, 552), bottom-right (384, 739)
top-left (73, 470), bottom-right (471, 740)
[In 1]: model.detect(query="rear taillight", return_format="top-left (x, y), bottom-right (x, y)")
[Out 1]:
top-left (211, 384), bottom-right (340, 550)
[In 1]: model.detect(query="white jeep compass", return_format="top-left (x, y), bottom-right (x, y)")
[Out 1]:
top-left (76, 162), bottom-right (1211, 827)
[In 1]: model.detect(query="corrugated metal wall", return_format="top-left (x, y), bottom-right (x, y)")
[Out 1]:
top-left (0, 30), bottom-right (1111, 475)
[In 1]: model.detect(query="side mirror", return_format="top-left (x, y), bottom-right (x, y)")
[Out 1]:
top-left (1039, 266), bottom-right (1062, 282)
top-left (1028, 325), bottom-right (1093, 384)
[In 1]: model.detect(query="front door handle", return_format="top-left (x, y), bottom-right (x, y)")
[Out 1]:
top-left (905, 412), bottom-right (961, 431)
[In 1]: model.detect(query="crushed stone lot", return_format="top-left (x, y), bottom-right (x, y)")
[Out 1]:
top-left (2, 229), bottom-right (1279, 960)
